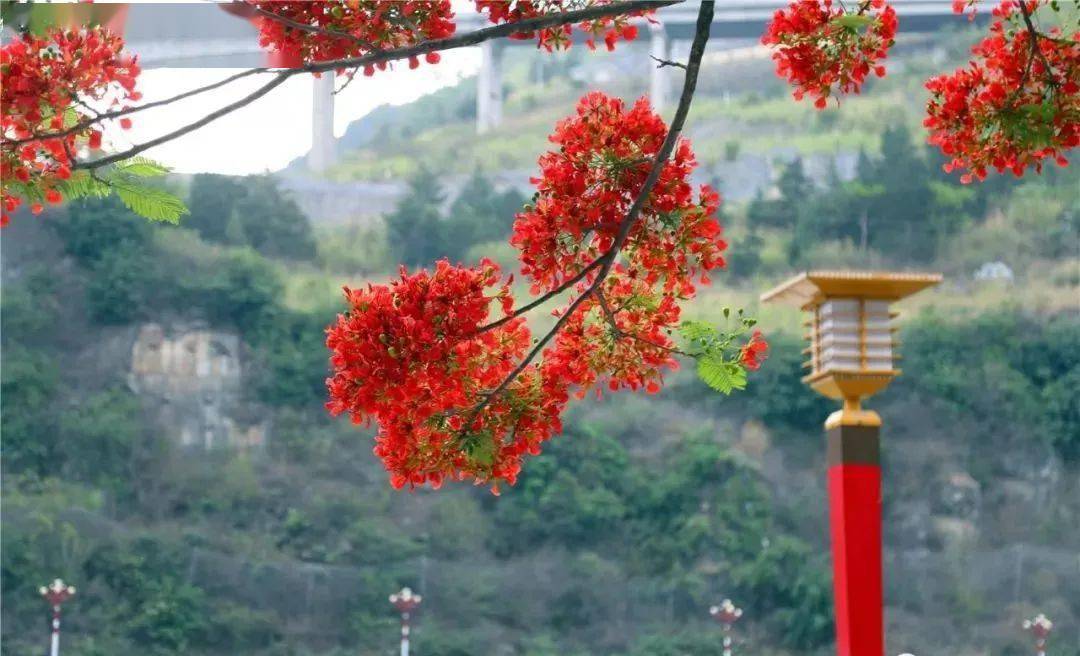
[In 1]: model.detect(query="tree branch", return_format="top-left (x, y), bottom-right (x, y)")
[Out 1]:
top-left (4, 68), bottom-right (272, 148)
top-left (249, 3), bottom-right (377, 51)
top-left (650, 55), bottom-right (687, 69)
top-left (44, 0), bottom-right (679, 168)
top-left (1017, 1), bottom-right (1057, 88)
top-left (459, 0), bottom-right (714, 431)
top-left (476, 255), bottom-right (605, 334)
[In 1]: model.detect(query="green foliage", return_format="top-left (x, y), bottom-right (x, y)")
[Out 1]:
top-left (626, 631), bottom-right (728, 656)
top-left (0, 265), bottom-right (61, 346)
top-left (901, 310), bottom-right (1080, 460)
top-left (444, 168), bottom-right (526, 260)
top-left (697, 353), bottom-right (747, 394)
top-left (59, 388), bottom-right (143, 494)
top-left (383, 166), bottom-right (524, 266)
top-left (0, 346), bottom-right (60, 476)
top-left (51, 157), bottom-right (187, 224)
top-left (80, 536), bottom-right (222, 654)
top-left (488, 427), bottom-right (633, 556)
top-left (385, 163), bottom-right (448, 266)
top-left (54, 195), bottom-right (152, 265)
top-left (730, 535), bottom-right (833, 649)
top-left (85, 242), bottom-right (154, 323)
top-left (678, 318), bottom-right (756, 395)
top-left (186, 174), bottom-right (316, 259)
top-left (227, 176), bottom-right (317, 260)
top-left (748, 157), bottom-right (811, 229)
top-left (247, 306), bottom-right (330, 407)
top-left (192, 248), bottom-right (283, 332)
top-left (186, 174), bottom-right (245, 243)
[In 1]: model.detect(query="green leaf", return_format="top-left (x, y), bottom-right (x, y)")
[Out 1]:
top-left (834, 14), bottom-right (872, 30)
top-left (57, 171), bottom-right (113, 200)
top-left (112, 180), bottom-right (188, 224)
top-left (679, 320), bottom-right (715, 344)
top-left (697, 353), bottom-right (747, 395)
top-left (114, 157), bottom-right (172, 178)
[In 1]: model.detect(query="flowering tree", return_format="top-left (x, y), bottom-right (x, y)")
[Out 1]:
top-left (1, 0), bottom-right (1075, 492)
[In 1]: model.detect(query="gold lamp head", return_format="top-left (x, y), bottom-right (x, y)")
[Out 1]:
top-left (761, 271), bottom-right (941, 417)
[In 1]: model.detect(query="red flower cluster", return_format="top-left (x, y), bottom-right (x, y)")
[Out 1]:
top-left (925, 1), bottom-right (1078, 182)
top-left (740, 330), bottom-right (769, 371)
top-left (512, 92), bottom-right (727, 298)
top-left (541, 269), bottom-right (682, 399)
top-left (325, 259), bottom-right (565, 492)
top-left (517, 93), bottom-right (731, 407)
top-left (1, 26), bottom-right (139, 226)
top-left (762, 0), bottom-right (897, 108)
top-left (247, 1), bottom-right (456, 73)
top-left (327, 93), bottom-right (757, 493)
top-left (473, 0), bottom-right (646, 51)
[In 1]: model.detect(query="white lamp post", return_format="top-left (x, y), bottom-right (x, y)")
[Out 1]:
top-left (39, 578), bottom-right (76, 656)
top-left (709, 599), bottom-right (743, 656)
top-left (390, 586), bottom-right (422, 656)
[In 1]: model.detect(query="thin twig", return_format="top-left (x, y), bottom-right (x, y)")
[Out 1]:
top-left (74, 72), bottom-right (293, 169)
top-left (651, 55), bottom-right (687, 69)
top-left (4, 68), bottom-right (272, 147)
top-left (476, 255), bottom-right (605, 334)
top-left (250, 3), bottom-right (378, 51)
top-left (55, 0), bottom-right (679, 169)
top-left (458, 0), bottom-right (715, 431)
top-left (597, 289), bottom-right (695, 357)
top-left (1018, 1), bottom-right (1058, 88)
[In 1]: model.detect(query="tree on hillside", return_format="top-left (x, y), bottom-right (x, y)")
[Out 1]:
top-left (227, 176), bottom-right (317, 261)
top-left (186, 174), bottom-right (246, 244)
top-left (862, 124), bottom-right (935, 257)
top-left (444, 168), bottom-right (526, 260)
top-left (188, 174), bottom-right (316, 261)
top-left (385, 164), bottom-right (447, 267)
top-left (748, 157), bottom-right (812, 229)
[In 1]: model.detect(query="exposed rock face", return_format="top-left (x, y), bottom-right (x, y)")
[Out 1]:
top-left (127, 323), bottom-right (266, 450)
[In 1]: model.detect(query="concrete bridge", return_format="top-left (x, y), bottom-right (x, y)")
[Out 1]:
top-left (113, 1), bottom-right (964, 170)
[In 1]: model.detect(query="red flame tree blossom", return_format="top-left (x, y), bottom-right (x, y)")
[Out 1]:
top-left (925, 0), bottom-right (1078, 181)
top-left (473, 0), bottom-right (646, 51)
top-left (762, 0), bottom-right (897, 108)
top-left (326, 93), bottom-right (765, 493)
top-left (246, 0), bottom-right (646, 75)
top-left (762, 0), bottom-right (1076, 179)
top-left (1, 26), bottom-right (140, 225)
top-left (245, 1), bottom-right (457, 73)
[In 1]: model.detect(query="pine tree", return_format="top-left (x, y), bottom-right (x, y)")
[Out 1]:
top-left (385, 164), bottom-right (447, 266)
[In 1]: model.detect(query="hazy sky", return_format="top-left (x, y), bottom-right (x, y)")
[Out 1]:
top-left (116, 50), bottom-right (480, 175)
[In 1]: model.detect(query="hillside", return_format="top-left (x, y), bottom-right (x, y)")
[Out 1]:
top-left (3, 28), bottom-right (1080, 656)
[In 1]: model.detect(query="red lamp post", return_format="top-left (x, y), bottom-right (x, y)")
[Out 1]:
top-left (709, 599), bottom-right (743, 656)
top-left (390, 586), bottom-right (422, 656)
top-left (762, 271), bottom-right (942, 656)
top-left (1022, 614), bottom-right (1052, 656)
top-left (39, 579), bottom-right (76, 656)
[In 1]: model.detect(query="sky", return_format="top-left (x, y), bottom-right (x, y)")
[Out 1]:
top-left (116, 51), bottom-right (480, 175)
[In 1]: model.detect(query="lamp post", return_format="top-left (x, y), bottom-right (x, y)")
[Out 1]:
top-left (709, 599), bottom-right (742, 656)
top-left (389, 586), bottom-right (421, 656)
top-left (1022, 614), bottom-right (1052, 656)
top-left (761, 271), bottom-right (941, 656)
top-left (39, 578), bottom-right (76, 656)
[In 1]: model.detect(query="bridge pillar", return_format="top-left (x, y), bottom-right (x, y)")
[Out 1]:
top-left (649, 22), bottom-right (670, 113)
top-left (309, 73), bottom-right (336, 172)
top-left (477, 40), bottom-right (503, 134)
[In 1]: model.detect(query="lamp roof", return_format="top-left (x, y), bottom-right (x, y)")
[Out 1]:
top-left (760, 270), bottom-right (942, 308)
